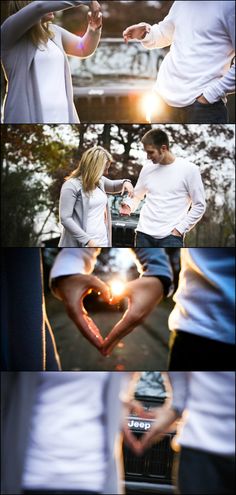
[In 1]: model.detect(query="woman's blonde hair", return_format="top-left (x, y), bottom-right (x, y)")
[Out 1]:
top-left (66, 146), bottom-right (113, 193)
top-left (8, 1), bottom-right (54, 46)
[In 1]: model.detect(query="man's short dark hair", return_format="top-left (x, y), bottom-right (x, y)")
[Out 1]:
top-left (141, 129), bottom-right (170, 150)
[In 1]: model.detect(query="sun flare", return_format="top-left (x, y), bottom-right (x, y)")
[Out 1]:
top-left (110, 280), bottom-right (126, 297)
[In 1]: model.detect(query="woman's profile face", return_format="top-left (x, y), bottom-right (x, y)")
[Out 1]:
top-left (103, 161), bottom-right (111, 175)
top-left (41, 12), bottom-right (54, 23)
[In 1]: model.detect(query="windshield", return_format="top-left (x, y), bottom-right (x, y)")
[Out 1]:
top-left (135, 372), bottom-right (167, 399)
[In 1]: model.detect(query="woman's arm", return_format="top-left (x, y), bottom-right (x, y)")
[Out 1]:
top-left (120, 167), bottom-right (148, 214)
top-left (103, 177), bottom-right (133, 195)
top-left (59, 181), bottom-right (91, 246)
top-left (1, 1), bottom-right (89, 49)
top-left (59, 23), bottom-right (101, 57)
top-left (60, 0), bottom-right (102, 57)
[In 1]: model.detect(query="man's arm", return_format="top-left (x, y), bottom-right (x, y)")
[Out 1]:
top-left (174, 165), bottom-right (206, 235)
top-left (203, 62), bottom-right (235, 104)
top-left (102, 248), bottom-right (173, 355)
top-left (136, 372), bottom-right (189, 453)
top-left (134, 247), bottom-right (173, 296)
top-left (203, 2), bottom-right (235, 103)
top-left (168, 372), bottom-right (189, 415)
top-left (123, 3), bottom-right (176, 47)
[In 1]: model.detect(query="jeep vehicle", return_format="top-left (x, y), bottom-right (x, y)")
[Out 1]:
top-left (69, 38), bottom-right (168, 123)
top-left (108, 194), bottom-right (144, 247)
top-left (123, 372), bottom-right (176, 495)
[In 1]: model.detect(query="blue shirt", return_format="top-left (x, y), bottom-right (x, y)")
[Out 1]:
top-left (169, 248), bottom-right (235, 344)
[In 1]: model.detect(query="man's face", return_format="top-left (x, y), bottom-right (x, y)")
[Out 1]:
top-left (143, 144), bottom-right (166, 164)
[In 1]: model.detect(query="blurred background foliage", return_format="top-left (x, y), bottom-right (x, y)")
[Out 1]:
top-left (0, 1), bottom-right (174, 37)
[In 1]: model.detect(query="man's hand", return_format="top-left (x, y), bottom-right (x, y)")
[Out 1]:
top-left (196, 95), bottom-right (210, 105)
top-left (88, 0), bottom-right (102, 31)
top-left (55, 274), bottom-right (110, 350)
top-left (171, 228), bottom-right (182, 237)
top-left (123, 23), bottom-right (151, 43)
top-left (121, 181), bottom-right (134, 198)
top-left (119, 204), bottom-right (132, 216)
top-left (86, 239), bottom-right (97, 247)
top-left (102, 276), bottom-right (164, 356)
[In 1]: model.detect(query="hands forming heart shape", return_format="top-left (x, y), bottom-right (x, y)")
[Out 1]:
top-left (122, 401), bottom-right (178, 456)
top-left (55, 273), bottom-right (164, 356)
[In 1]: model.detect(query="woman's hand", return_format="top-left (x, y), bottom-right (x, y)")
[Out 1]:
top-left (53, 274), bottom-right (110, 351)
top-left (88, 1), bottom-right (102, 31)
top-left (122, 181), bottom-right (134, 198)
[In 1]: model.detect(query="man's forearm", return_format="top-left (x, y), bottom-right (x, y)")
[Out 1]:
top-left (203, 63), bottom-right (235, 104)
top-left (168, 372), bottom-right (189, 415)
top-left (131, 248), bottom-right (173, 296)
top-left (175, 200), bottom-right (206, 235)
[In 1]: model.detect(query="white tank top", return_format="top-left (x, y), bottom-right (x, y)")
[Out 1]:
top-left (34, 39), bottom-right (69, 123)
top-left (22, 372), bottom-right (109, 491)
top-left (86, 187), bottom-right (109, 247)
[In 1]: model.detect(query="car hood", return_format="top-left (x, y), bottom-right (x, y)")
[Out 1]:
top-left (72, 76), bottom-right (156, 96)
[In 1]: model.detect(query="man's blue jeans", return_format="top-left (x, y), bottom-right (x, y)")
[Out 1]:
top-left (155, 98), bottom-right (228, 124)
top-left (135, 231), bottom-right (184, 248)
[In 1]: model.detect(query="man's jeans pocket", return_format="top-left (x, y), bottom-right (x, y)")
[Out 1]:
top-left (158, 234), bottom-right (184, 247)
top-left (188, 99), bottom-right (228, 123)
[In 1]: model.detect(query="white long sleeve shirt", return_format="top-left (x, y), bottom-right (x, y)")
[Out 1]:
top-left (124, 158), bottom-right (206, 238)
top-left (141, 1), bottom-right (235, 107)
top-left (169, 372), bottom-right (235, 455)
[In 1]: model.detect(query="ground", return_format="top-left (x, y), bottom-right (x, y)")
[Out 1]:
top-left (46, 294), bottom-right (175, 371)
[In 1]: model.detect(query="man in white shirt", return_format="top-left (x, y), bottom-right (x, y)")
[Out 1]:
top-left (137, 372), bottom-right (235, 495)
top-left (120, 129), bottom-right (206, 247)
top-left (123, 1), bottom-right (235, 124)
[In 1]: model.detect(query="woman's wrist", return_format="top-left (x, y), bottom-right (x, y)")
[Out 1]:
top-left (89, 24), bottom-right (102, 32)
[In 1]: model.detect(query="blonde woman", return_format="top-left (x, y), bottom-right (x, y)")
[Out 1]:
top-left (1, 1), bottom-right (102, 123)
top-left (59, 146), bottom-right (134, 247)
